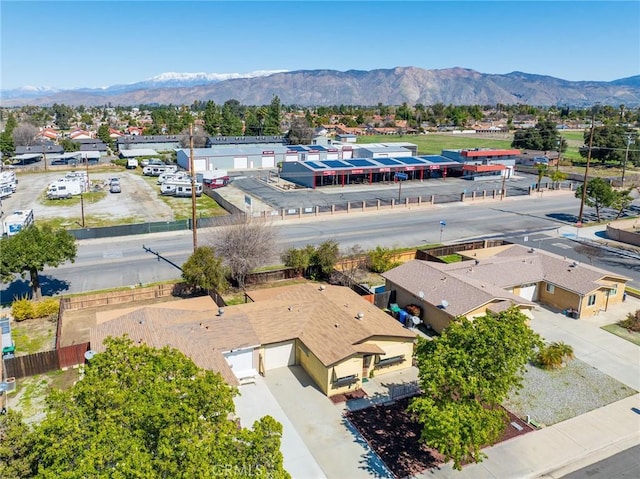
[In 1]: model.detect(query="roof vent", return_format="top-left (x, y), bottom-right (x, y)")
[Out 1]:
top-left (356, 312), bottom-right (364, 320)
top-left (440, 299), bottom-right (449, 309)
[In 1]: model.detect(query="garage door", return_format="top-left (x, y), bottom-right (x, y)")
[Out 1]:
top-left (224, 348), bottom-right (254, 378)
top-left (264, 341), bottom-right (296, 370)
top-left (233, 157), bottom-right (248, 169)
top-left (519, 283), bottom-right (538, 301)
top-left (262, 156), bottom-right (275, 168)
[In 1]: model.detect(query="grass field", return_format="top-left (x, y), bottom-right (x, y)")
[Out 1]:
top-left (356, 133), bottom-right (513, 155)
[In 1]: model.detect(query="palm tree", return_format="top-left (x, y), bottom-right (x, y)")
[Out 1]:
top-left (536, 341), bottom-right (574, 369)
top-left (536, 164), bottom-right (548, 192)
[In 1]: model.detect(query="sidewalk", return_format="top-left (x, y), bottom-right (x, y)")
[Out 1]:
top-left (423, 299), bottom-right (640, 479)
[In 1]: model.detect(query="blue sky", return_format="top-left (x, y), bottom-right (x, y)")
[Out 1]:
top-left (1, 1), bottom-right (638, 90)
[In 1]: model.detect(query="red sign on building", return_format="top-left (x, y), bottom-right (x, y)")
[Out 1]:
top-left (351, 169), bottom-right (364, 174)
top-left (379, 167), bottom-right (391, 172)
top-left (322, 170), bottom-right (336, 176)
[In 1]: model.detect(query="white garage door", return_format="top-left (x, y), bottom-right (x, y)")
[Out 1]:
top-left (262, 156), bottom-right (275, 168)
top-left (194, 159), bottom-right (207, 171)
top-left (519, 283), bottom-right (538, 301)
top-left (224, 348), bottom-right (254, 378)
top-left (264, 341), bottom-right (296, 370)
top-left (233, 157), bottom-right (248, 169)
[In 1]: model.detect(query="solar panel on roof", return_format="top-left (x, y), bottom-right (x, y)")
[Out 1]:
top-left (420, 155), bottom-right (462, 164)
top-left (308, 145), bottom-right (327, 152)
top-left (395, 157), bottom-right (427, 165)
top-left (288, 145), bottom-right (307, 152)
top-left (346, 159), bottom-right (375, 167)
top-left (323, 160), bottom-right (350, 168)
top-left (304, 162), bottom-right (325, 169)
top-left (375, 158), bottom-right (402, 166)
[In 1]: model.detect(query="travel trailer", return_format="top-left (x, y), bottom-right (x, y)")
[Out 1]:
top-left (157, 171), bottom-right (190, 185)
top-left (126, 158), bottom-right (139, 169)
top-left (0, 171), bottom-right (17, 198)
top-left (143, 164), bottom-right (178, 177)
top-left (160, 179), bottom-right (203, 196)
top-left (46, 174), bottom-right (88, 199)
top-left (2, 209), bottom-right (34, 236)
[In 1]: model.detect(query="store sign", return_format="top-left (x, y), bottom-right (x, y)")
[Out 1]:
top-left (379, 167), bottom-right (391, 172)
top-left (262, 150), bottom-right (274, 155)
top-left (322, 170), bottom-right (336, 176)
top-left (429, 165), bottom-right (440, 170)
top-left (405, 166), bottom-right (415, 171)
top-left (351, 169), bottom-right (364, 174)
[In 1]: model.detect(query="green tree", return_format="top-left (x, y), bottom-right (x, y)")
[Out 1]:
top-left (0, 130), bottom-right (15, 159)
top-left (409, 308), bottom-right (542, 470)
top-left (0, 225), bottom-right (77, 300)
top-left (181, 246), bottom-right (229, 292)
top-left (97, 124), bottom-right (112, 149)
top-left (574, 177), bottom-right (616, 222)
top-left (367, 246), bottom-right (401, 273)
top-left (59, 138), bottom-right (80, 152)
top-left (13, 337), bottom-right (290, 478)
top-left (536, 164), bottom-right (548, 192)
top-left (311, 240), bottom-right (340, 278)
top-left (581, 126), bottom-right (638, 166)
top-left (0, 411), bottom-right (35, 478)
top-left (264, 96), bottom-right (282, 135)
top-left (612, 188), bottom-right (634, 220)
top-left (512, 119), bottom-right (560, 151)
top-left (203, 101), bottom-right (222, 136)
top-left (281, 245), bottom-right (314, 276)
top-left (550, 170), bottom-right (568, 189)
top-left (220, 101), bottom-right (244, 136)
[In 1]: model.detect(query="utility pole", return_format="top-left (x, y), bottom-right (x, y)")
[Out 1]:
top-left (500, 169), bottom-right (507, 201)
top-left (577, 109), bottom-right (597, 226)
top-left (621, 134), bottom-right (633, 187)
top-left (556, 134), bottom-right (562, 172)
top-left (189, 123), bottom-right (197, 252)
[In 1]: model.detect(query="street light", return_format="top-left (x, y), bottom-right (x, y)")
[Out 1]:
top-left (577, 106), bottom-right (598, 226)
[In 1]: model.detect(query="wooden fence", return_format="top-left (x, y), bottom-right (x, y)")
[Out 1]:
top-left (3, 342), bottom-right (89, 380)
top-left (61, 283), bottom-right (179, 310)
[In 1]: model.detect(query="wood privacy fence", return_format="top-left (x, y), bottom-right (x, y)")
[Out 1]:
top-left (60, 283), bottom-right (179, 311)
top-left (3, 342), bottom-right (89, 380)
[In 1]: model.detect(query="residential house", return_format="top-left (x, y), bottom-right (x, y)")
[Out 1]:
top-left (38, 128), bottom-right (60, 141)
top-left (68, 129), bottom-right (93, 140)
top-left (90, 283), bottom-right (417, 396)
top-left (382, 244), bottom-right (630, 333)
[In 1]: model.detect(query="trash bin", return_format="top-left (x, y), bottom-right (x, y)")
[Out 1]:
top-left (398, 310), bottom-right (408, 325)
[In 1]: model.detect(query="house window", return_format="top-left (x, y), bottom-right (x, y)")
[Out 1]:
top-left (376, 355), bottom-right (405, 368)
top-left (333, 374), bottom-right (358, 387)
top-left (546, 284), bottom-right (555, 293)
top-left (588, 294), bottom-right (596, 306)
top-left (608, 286), bottom-right (618, 296)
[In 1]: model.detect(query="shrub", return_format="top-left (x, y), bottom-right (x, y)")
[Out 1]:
top-left (11, 296), bottom-right (60, 321)
top-left (367, 246), bottom-right (401, 273)
top-left (11, 296), bottom-right (35, 321)
top-left (112, 159), bottom-right (127, 167)
top-left (536, 341), bottom-right (575, 369)
top-left (35, 297), bottom-right (60, 319)
top-left (618, 309), bottom-right (640, 333)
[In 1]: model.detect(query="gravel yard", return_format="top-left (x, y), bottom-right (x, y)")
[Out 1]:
top-left (503, 359), bottom-right (637, 427)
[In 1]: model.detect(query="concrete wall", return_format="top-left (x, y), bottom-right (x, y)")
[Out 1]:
top-left (606, 220), bottom-right (640, 247)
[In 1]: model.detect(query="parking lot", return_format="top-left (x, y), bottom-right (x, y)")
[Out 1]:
top-left (1, 168), bottom-right (175, 228)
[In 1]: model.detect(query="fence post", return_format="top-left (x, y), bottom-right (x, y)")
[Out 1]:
top-left (331, 205), bottom-right (335, 215)
top-left (405, 197), bottom-right (409, 207)
top-left (377, 199), bottom-right (380, 210)
top-left (347, 202), bottom-right (351, 213)
top-left (315, 205), bottom-right (319, 216)
top-left (362, 200), bottom-right (366, 212)
top-left (391, 199), bottom-right (395, 209)
top-left (430, 195), bottom-right (435, 205)
top-left (299, 207), bottom-right (302, 219)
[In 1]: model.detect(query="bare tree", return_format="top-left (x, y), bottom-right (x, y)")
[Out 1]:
top-left (574, 244), bottom-right (603, 265)
top-left (12, 123), bottom-right (39, 146)
top-left (180, 125), bottom-right (207, 148)
top-left (211, 217), bottom-right (279, 289)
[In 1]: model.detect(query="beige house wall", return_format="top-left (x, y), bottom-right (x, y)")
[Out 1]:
top-left (368, 338), bottom-right (414, 376)
top-left (328, 356), bottom-right (364, 395)
top-left (297, 341), bottom-right (331, 395)
top-left (537, 283), bottom-right (580, 311)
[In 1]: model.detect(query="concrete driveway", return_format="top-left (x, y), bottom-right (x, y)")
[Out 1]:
top-left (262, 366), bottom-right (393, 479)
top-left (234, 375), bottom-right (326, 479)
top-left (529, 297), bottom-right (640, 391)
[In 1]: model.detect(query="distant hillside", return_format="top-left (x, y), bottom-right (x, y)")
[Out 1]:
top-left (2, 67), bottom-right (639, 107)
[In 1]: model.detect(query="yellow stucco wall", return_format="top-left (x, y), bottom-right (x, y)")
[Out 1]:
top-left (538, 283), bottom-right (580, 311)
top-left (297, 341), bottom-right (331, 395)
top-left (578, 283), bottom-right (625, 318)
top-left (328, 356), bottom-right (364, 395)
top-left (366, 338), bottom-right (414, 377)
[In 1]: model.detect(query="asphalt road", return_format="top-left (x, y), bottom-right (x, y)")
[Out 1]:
top-left (3, 192), bottom-right (639, 301)
top-left (561, 444), bottom-right (640, 479)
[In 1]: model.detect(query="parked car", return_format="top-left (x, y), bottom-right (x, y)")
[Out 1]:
top-left (109, 177), bottom-right (120, 186)
top-left (110, 183), bottom-right (122, 193)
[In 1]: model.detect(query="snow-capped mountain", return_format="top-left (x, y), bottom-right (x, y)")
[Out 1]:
top-left (1, 70), bottom-right (287, 99)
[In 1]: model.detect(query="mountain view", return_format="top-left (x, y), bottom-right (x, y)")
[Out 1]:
top-left (2, 67), bottom-right (639, 107)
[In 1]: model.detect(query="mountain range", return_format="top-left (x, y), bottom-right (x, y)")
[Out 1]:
top-left (2, 67), bottom-right (639, 107)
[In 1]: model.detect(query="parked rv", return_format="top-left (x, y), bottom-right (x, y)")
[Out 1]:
top-left (0, 171), bottom-right (17, 198)
top-left (140, 158), bottom-right (166, 167)
top-left (157, 171), bottom-right (189, 185)
top-left (160, 179), bottom-right (203, 196)
top-left (126, 158), bottom-right (139, 169)
top-left (143, 164), bottom-right (178, 177)
top-left (2, 209), bottom-right (34, 236)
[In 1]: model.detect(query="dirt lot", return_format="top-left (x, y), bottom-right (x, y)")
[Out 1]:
top-left (2, 168), bottom-right (175, 226)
